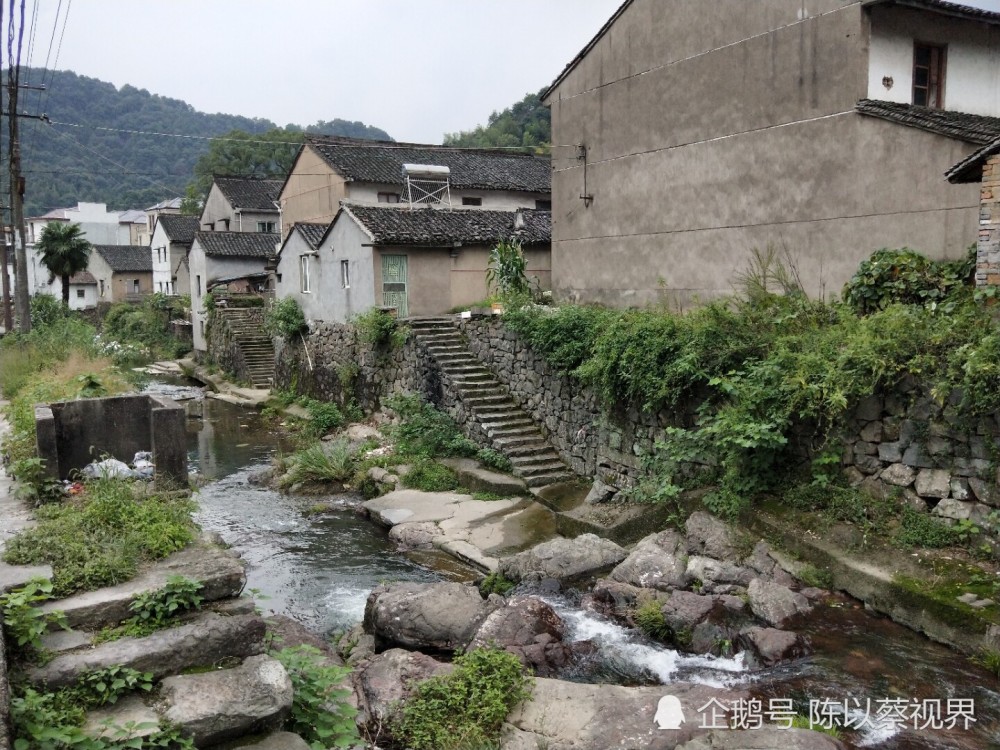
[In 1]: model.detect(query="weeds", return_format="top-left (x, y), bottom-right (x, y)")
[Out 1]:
top-left (272, 645), bottom-right (359, 748)
top-left (633, 598), bottom-right (671, 641)
top-left (478, 571), bottom-right (516, 597)
top-left (402, 460), bottom-right (459, 492)
top-left (278, 440), bottom-right (355, 489)
top-left (1, 578), bottom-right (67, 659)
top-left (387, 395), bottom-right (477, 458)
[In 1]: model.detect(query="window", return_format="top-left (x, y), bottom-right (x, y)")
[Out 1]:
top-left (462, 197), bottom-right (482, 206)
top-left (535, 199), bottom-right (552, 211)
top-left (195, 275), bottom-right (201, 297)
top-left (300, 255), bottom-right (312, 293)
top-left (377, 192), bottom-right (400, 204)
top-left (76, 289), bottom-right (84, 299)
top-left (341, 259), bottom-right (350, 289)
top-left (913, 42), bottom-right (945, 108)
top-left (257, 221), bottom-right (276, 233)
top-left (132, 279), bottom-right (140, 294)
top-left (99, 280), bottom-right (105, 297)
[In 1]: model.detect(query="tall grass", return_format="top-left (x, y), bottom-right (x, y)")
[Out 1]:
top-left (278, 440), bottom-right (355, 488)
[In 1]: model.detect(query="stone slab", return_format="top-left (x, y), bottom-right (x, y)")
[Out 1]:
top-left (160, 654), bottom-right (292, 747)
top-left (83, 694), bottom-right (160, 740)
top-left (40, 628), bottom-right (92, 654)
top-left (441, 457), bottom-right (528, 496)
top-left (364, 490), bottom-right (476, 526)
top-left (29, 613), bottom-right (266, 689)
top-left (230, 732), bottom-right (311, 750)
top-left (436, 539), bottom-right (499, 572)
top-left (38, 544), bottom-right (247, 630)
top-left (0, 562), bottom-right (52, 594)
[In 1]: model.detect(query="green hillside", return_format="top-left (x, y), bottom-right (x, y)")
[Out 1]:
top-left (6, 69), bottom-right (391, 216)
top-left (443, 89), bottom-right (550, 152)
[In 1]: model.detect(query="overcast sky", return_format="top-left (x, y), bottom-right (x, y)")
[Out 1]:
top-left (24, 0), bottom-right (1000, 145)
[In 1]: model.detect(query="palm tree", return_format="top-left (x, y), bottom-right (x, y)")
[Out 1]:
top-left (36, 222), bottom-right (92, 307)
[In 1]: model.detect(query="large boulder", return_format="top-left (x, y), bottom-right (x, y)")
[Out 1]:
top-left (159, 654), bottom-right (293, 746)
top-left (470, 596), bottom-right (572, 677)
top-left (363, 582), bottom-right (498, 652)
top-left (355, 648), bottom-right (450, 729)
top-left (747, 579), bottom-right (811, 628)
top-left (661, 591), bottom-right (716, 633)
top-left (675, 728), bottom-right (844, 749)
top-left (589, 579), bottom-right (653, 619)
top-left (685, 556), bottom-right (755, 590)
top-left (685, 512), bottom-right (739, 561)
top-left (609, 530), bottom-right (688, 591)
top-left (739, 626), bottom-right (807, 667)
top-left (499, 534), bottom-right (627, 584)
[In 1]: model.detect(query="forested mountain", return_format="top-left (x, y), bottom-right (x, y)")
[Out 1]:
top-left (443, 89), bottom-right (550, 152)
top-left (4, 69), bottom-right (391, 216)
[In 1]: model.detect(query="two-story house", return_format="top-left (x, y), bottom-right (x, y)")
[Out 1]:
top-left (89, 245), bottom-right (153, 303)
top-left (274, 137), bottom-right (553, 322)
top-left (150, 214), bottom-right (199, 296)
top-left (543, 0), bottom-right (1000, 308)
top-left (200, 176), bottom-right (283, 233)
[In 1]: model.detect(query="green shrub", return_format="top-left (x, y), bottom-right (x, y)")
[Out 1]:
top-left (273, 645), bottom-right (359, 749)
top-left (388, 395), bottom-right (477, 458)
top-left (10, 457), bottom-right (65, 506)
top-left (843, 247), bottom-right (974, 315)
top-left (486, 238), bottom-right (531, 300)
top-left (397, 647), bottom-right (532, 750)
top-left (895, 508), bottom-right (962, 549)
top-left (266, 297), bottom-right (307, 339)
top-left (298, 397), bottom-right (344, 436)
top-left (479, 571), bottom-right (516, 597)
top-left (403, 460), bottom-right (459, 492)
top-left (354, 308), bottom-right (408, 349)
top-left (504, 303), bottom-right (615, 373)
top-left (3, 478), bottom-right (196, 596)
top-left (476, 448), bottom-right (512, 473)
top-left (633, 599), bottom-right (671, 641)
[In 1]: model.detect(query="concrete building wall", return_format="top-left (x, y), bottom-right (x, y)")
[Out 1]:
top-left (347, 182), bottom-right (546, 210)
top-left (111, 271), bottom-right (153, 301)
top-left (189, 241), bottom-right (210, 350)
top-left (151, 222), bottom-right (172, 293)
top-left (276, 229), bottom-right (332, 322)
top-left (69, 284), bottom-right (98, 310)
top-left (173, 249), bottom-right (191, 297)
top-left (200, 185), bottom-right (234, 232)
top-left (323, 217), bottom-right (377, 322)
top-left (279, 149), bottom-right (348, 238)
top-left (233, 211), bottom-right (280, 234)
top-left (867, 6), bottom-right (1000, 116)
top-left (546, 0), bottom-right (981, 307)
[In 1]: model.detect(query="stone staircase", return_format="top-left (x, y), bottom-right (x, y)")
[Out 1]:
top-left (409, 317), bottom-right (575, 489)
top-left (216, 307), bottom-right (275, 388)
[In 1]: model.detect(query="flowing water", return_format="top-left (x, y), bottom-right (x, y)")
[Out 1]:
top-left (154, 380), bottom-right (1000, 749)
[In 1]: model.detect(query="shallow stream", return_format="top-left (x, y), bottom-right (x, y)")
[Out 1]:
top-left (158, 382), bottom-right (1000, 749)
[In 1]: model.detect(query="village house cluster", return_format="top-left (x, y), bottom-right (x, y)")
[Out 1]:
top-left (15, 0), bottom-right (1000, 358)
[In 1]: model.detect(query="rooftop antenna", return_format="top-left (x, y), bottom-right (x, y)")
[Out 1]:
top-left (402, 164), bottom-right (452, 209)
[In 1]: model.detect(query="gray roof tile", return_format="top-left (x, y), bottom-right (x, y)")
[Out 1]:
top-left (294, 222), bottom-right (328, 250)
top-left (196, 231), bottom-right (279, 258)
top-left (214, 177), bottom-right (283, 211)
top-left (157, 214), bottom-right (199, 244)
top-left (856, 99), bottom-right (1000, 145)
top-left (343, 205), bottom-right (550, 246)
top-left (306, 136), bottom-right (550, 194)
top-left (947, 136), bottom-right (1000, 183)
top-left (93, 245), bottom-right (152, 273)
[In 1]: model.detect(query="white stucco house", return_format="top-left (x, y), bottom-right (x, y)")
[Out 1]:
top-left (150, 214), bottom-right (199, 296)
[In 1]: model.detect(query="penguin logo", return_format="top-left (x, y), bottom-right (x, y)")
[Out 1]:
top-left (654, 695), bottom-right (686, 730)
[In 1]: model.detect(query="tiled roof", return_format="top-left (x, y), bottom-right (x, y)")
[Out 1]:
top-left (118, 209), bottom-right (147, 224)
top-left (856, 100), bottom-right (1000, 145)
top-left (214, 177), bottom-right (283, 212)
top-left (342, 205), bottom-right (551, 247)
top-left (195, 231), bottom-right (279, 259)
top-left (863, 0), bottom-right (1000, 24)
top-left (157, 214), bottom-right (199, 244)
top-left (294, 222), bottom-right (328, 251)
top-left (145, 197), bottom-right (183, 211)
top-left (69, 271), bottom-right (97, 285)
top-left (305, 136), bottom-right (551, 194)
top-left (946, 136), bottom-right (1000, 183)
top-left (93, 245), bottom-right (152, 273)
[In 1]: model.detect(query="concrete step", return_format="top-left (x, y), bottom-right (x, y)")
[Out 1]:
top-left (487, 425), bottom-right (540, 439)
top-left (492, 434), bottom-right (543, 449)
top-left (510, 453), bottom-right (564, 468)
top-left (28, 612), bottom-right (266, 689)
top-left (463, 395), bottom-right (513, 407)
top-left (525, 472), bottom-right (576, 488)
top-left (474, 409), bottom-right (530, 422)
top-left (38, 544), bottom-right (246, 631)
top-left (503, 442), bottom-right (553, 458)
top-left (516, 461), bottom-right (570, 477)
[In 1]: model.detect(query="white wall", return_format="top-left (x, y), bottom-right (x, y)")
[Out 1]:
top-left (150, 222), bottom-right (172, 293)
top-left (275, 231), bottom-right (328, 322)
top-left (189, 240), bottom-right (209, 351)
top-left (867, 7), bottom-right (1000, 116)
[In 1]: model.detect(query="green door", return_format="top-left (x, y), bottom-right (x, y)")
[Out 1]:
top-left (381, 254), bottom-right (408, 317)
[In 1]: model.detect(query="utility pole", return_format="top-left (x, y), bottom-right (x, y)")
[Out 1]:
top-left (7, 0), bottom-right (29, 332)
top-left (0, 205), bottom-right (11, 332)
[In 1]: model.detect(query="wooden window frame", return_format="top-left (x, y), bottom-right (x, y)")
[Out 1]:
top-left (913, 41), bottom-right (946, 109)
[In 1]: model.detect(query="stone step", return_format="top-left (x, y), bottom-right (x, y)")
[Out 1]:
top-left (492, 434), bottom-right (542, 449)
top-left (487, 425), bottom-right (540, 439)
top-left (474, 409), bottom-right (530, 422)
top-left (38, 544), bottom-right (246, 631)
top-left (28, 612), bottom-right (266, 689)
top-left (503, 441), bottom-right (553, 458)
top-left (159, 654), bottom-right (293, 747)
top-left (509, 453), bottom-right (564, 468)
top-left (525, 472), bottom-right (576, 488)
top-left (464, 397), bottom-right (514, 410)
top-left (516, 461), bottom-right (570, 477)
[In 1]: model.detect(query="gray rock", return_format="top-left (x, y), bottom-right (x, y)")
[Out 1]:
top-left (388, 521), bottom-right (440, 550)
top-left (609, 530), bottom-right (688, 591)
top-left (686, 556), bottom-right (755, 588)
top-left (950, 477), bottom-right (971, 501)
top-left (915, 469), bottom-right (951, 499)
top-left (160, 655), bottom-right (293, 747)
top-left (584, 479), bottom-right (617, 505)
top-left (590, 579), bottom-right (650, 618)
top-left (499, 534), bottom-right (626, 584)
top-left (231, 732), bottom-right (311, 750)
top-left (902, 443), bottom-right (935, 469)
top-left (878, 441), bottom-right (903, 463)
top-left (83, 695), bottom-right (160, 741)
top-left (364, 582), bottom-right (497, 652)
top-left (470, 596), bottom-right (571, 677)
top-left (662, 591), bottom-right (716, 631)
top-left (356, 648), bottom-right (449, 728)
top-left (859, 421), bottom-right (883, 443)
top-left (901, 490), bottom-right (928, 513)
top-left (855, 454), bottom-right (883, 475)
top-left (747, 579), bottom-right (811, 628)
top-left (740, 626), bottom-right (805, 666)
top-left (842, 466), bottom-right (865, 486)
top-left (685, 512), bottom-right (739, 561)
top-left (933, 498), bottom-right (974, 521)
top-left (675, 728), bottom-right (844, 749)
top-left (969, 478), bottom-right (1000, 507)
top-left (854, 396), bottom-right (882, 421)
top-left (29, 613), bottom-right (266, 689)
top-left (880, 463), bottom-right (916, 487)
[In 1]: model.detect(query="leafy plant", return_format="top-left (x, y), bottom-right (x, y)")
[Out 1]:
top-left (478, 571), bottom-right (516, 597)
top-left (72, 665), bottom-right (153, 707)
top-left (402, 459), bottom-right (459, 492)
top-left (486, 238), bottom-right (531, 300)
top-left (273, 645), bottom-right (359, 749)
top-left (278, 440), bottom-right (355, 489)
top-left (10, 457), bottom-right (64, 506)
top-left (298, 397), bottom-right (344, 436)
top-left (354, 308), bottom-right (408, 349)
top-left (397, 647), bottom-right (532, 750)
top-left (266, 297), bottom-right (307, 339)
top-left (633, 599), bottom-right (671, 641)
top-left (843, 246), bottom-right (973, 315)
top-left (126, 575), bottom-right (204, 631)
top-left (387, 395), bottom-right (478, 458)
top-left (1, 578), bottom-right (68, 658)
top-left (476, 448), bottom-right (512, 473)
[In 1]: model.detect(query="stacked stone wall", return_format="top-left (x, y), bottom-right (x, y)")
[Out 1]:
top-left (975, 153), bottom-right (1000, 287)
